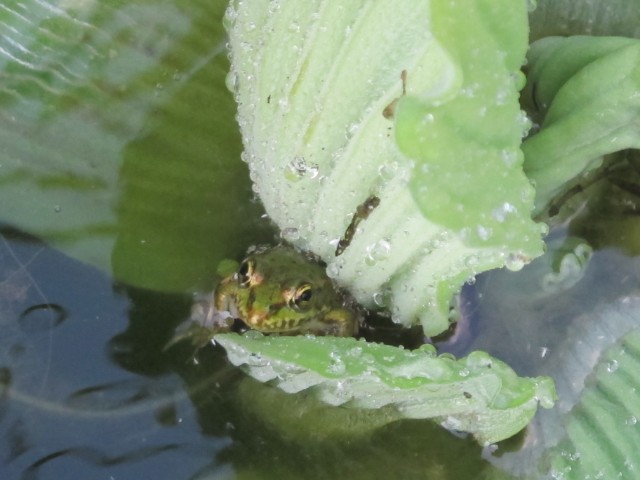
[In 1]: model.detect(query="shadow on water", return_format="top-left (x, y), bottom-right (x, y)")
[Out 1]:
top-left (0, 226), bottom-right (492, 480)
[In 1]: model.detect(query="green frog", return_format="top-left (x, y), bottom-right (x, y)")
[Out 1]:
top-left (168, 245), bottom-right (359, 350)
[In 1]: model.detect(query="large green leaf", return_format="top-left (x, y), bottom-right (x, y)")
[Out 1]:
top-left (0, 0), bottom-right (272, 291)
top-left (226, 0), bottom-right (544, 335)
top-left (396, 0), bottom-right (540, 250)
top-left (529, 0), bottom-right (640, 41)
top-left (215, 332), bottom-right (556, 446)
top-left (522, 36), bottom-right (640, 216)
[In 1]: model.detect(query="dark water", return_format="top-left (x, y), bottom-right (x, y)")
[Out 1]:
top-left (0, 227), bottom-right (493, 480)
top-left (0, 228), bottom-right (230, 480)
top-left (7, 219), bottom-right (639, 479)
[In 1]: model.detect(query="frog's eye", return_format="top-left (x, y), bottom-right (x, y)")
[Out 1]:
top-left (293, 284), bottom-right (313, 308)
top-left (238, 259), bottom-right (254, 286)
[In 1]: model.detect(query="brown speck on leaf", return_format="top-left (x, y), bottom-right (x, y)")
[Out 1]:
top-left (382, 70), bottom-right (407, 119)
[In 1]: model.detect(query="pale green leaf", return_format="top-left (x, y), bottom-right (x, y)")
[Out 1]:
top-left (215, 332), bottom-right (556, 445)
top-left (226, 0), bottom-right (544, 335)
top-left (522, 36), bottom-right (640, 216)
top-left (529, 0), bottom-right (640, 41)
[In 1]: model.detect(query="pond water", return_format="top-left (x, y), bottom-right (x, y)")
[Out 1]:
top-left (0, 227), bottom-right (223, 479)
top-left (4, 219), bottom-right (640, 479)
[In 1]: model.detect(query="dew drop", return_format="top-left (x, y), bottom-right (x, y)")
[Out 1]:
top-left (289, 22), bottom-right (300, 33)
top-left (476, 225), bottom-right (492, 241)
top-left (328, 350), bottom-right (346, 374)
top-left (345, 122), bottom-right (360, 139)
top-left (390, 305), bottom-right (403, 324)
top-left (364, 239), bottom-right (391, 265)
top-left (326, 263), bottom-right (340, 279)
top-left (491, 202), bottom-right (517, 222)
top-left (222, 7), bottom-right (238, 31)
top-left (422, 113), bottom-right (435, 124)
top-left (372, 291), bottom-right (386, 307)
top-left (348, 346), bottom-right (363, 358)
top-left (500, 149), bottom-right (518, 167)
top-left (505, 253), bottom-right (527, 272)
top-left (539, 222), bottom-right (550, 236)
top-left (277, 97), bottom-right (290, 112)
top-left (327, 359), bottom-right (346, 375)
top-left (284, 157), bottom-right (320, 181)
top-left (281, 227), bottom-right (300, 242)
top-left (378, 162), bottom-right (398, 182)
top-left (517, 110), bottom-right (533, 137)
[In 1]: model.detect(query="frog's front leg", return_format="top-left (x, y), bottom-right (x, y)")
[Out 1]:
top-left (213, 278), bottom-right (241, 321)
top-left (166, 279), bottom-right (238, 350)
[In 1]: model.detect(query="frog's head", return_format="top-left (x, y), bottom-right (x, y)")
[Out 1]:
top-left (215, 246), bottom-right (358, 337)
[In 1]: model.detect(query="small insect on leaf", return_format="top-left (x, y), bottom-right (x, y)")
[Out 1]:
top-left (335, 195), bottom-right (381, 256)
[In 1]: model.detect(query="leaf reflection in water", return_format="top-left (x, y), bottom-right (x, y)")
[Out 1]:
top-left (460, 229), bottom-right (640, 476)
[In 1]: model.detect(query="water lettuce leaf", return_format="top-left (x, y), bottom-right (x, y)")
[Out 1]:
top-left (529, 0), bottom-right (640, 41)
top-left (544, 329), bottom-right (640, 478)
top-left (226, 0), bottom-right (544, 335)
top-left (452, 235), bottom-right (640, 478)
top-left (215, 332), bottom-right (556, 445)
top-left (522, 35), bottom-right (640, 215)
top-left (396, 0), bottom-right (540, 251)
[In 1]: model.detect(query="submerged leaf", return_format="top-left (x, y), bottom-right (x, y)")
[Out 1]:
top-left (215, 333), bottom-right (556, 445)
top-left (0, 0), bottom-right (271, 290)
top-left (545, 324), bottom-right (640, 478)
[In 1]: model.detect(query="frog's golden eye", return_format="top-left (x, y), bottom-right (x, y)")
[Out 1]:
top-left (293, 284), bottom-right (313, 307)
top-left (238, 259), bottom-right (254, 286)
